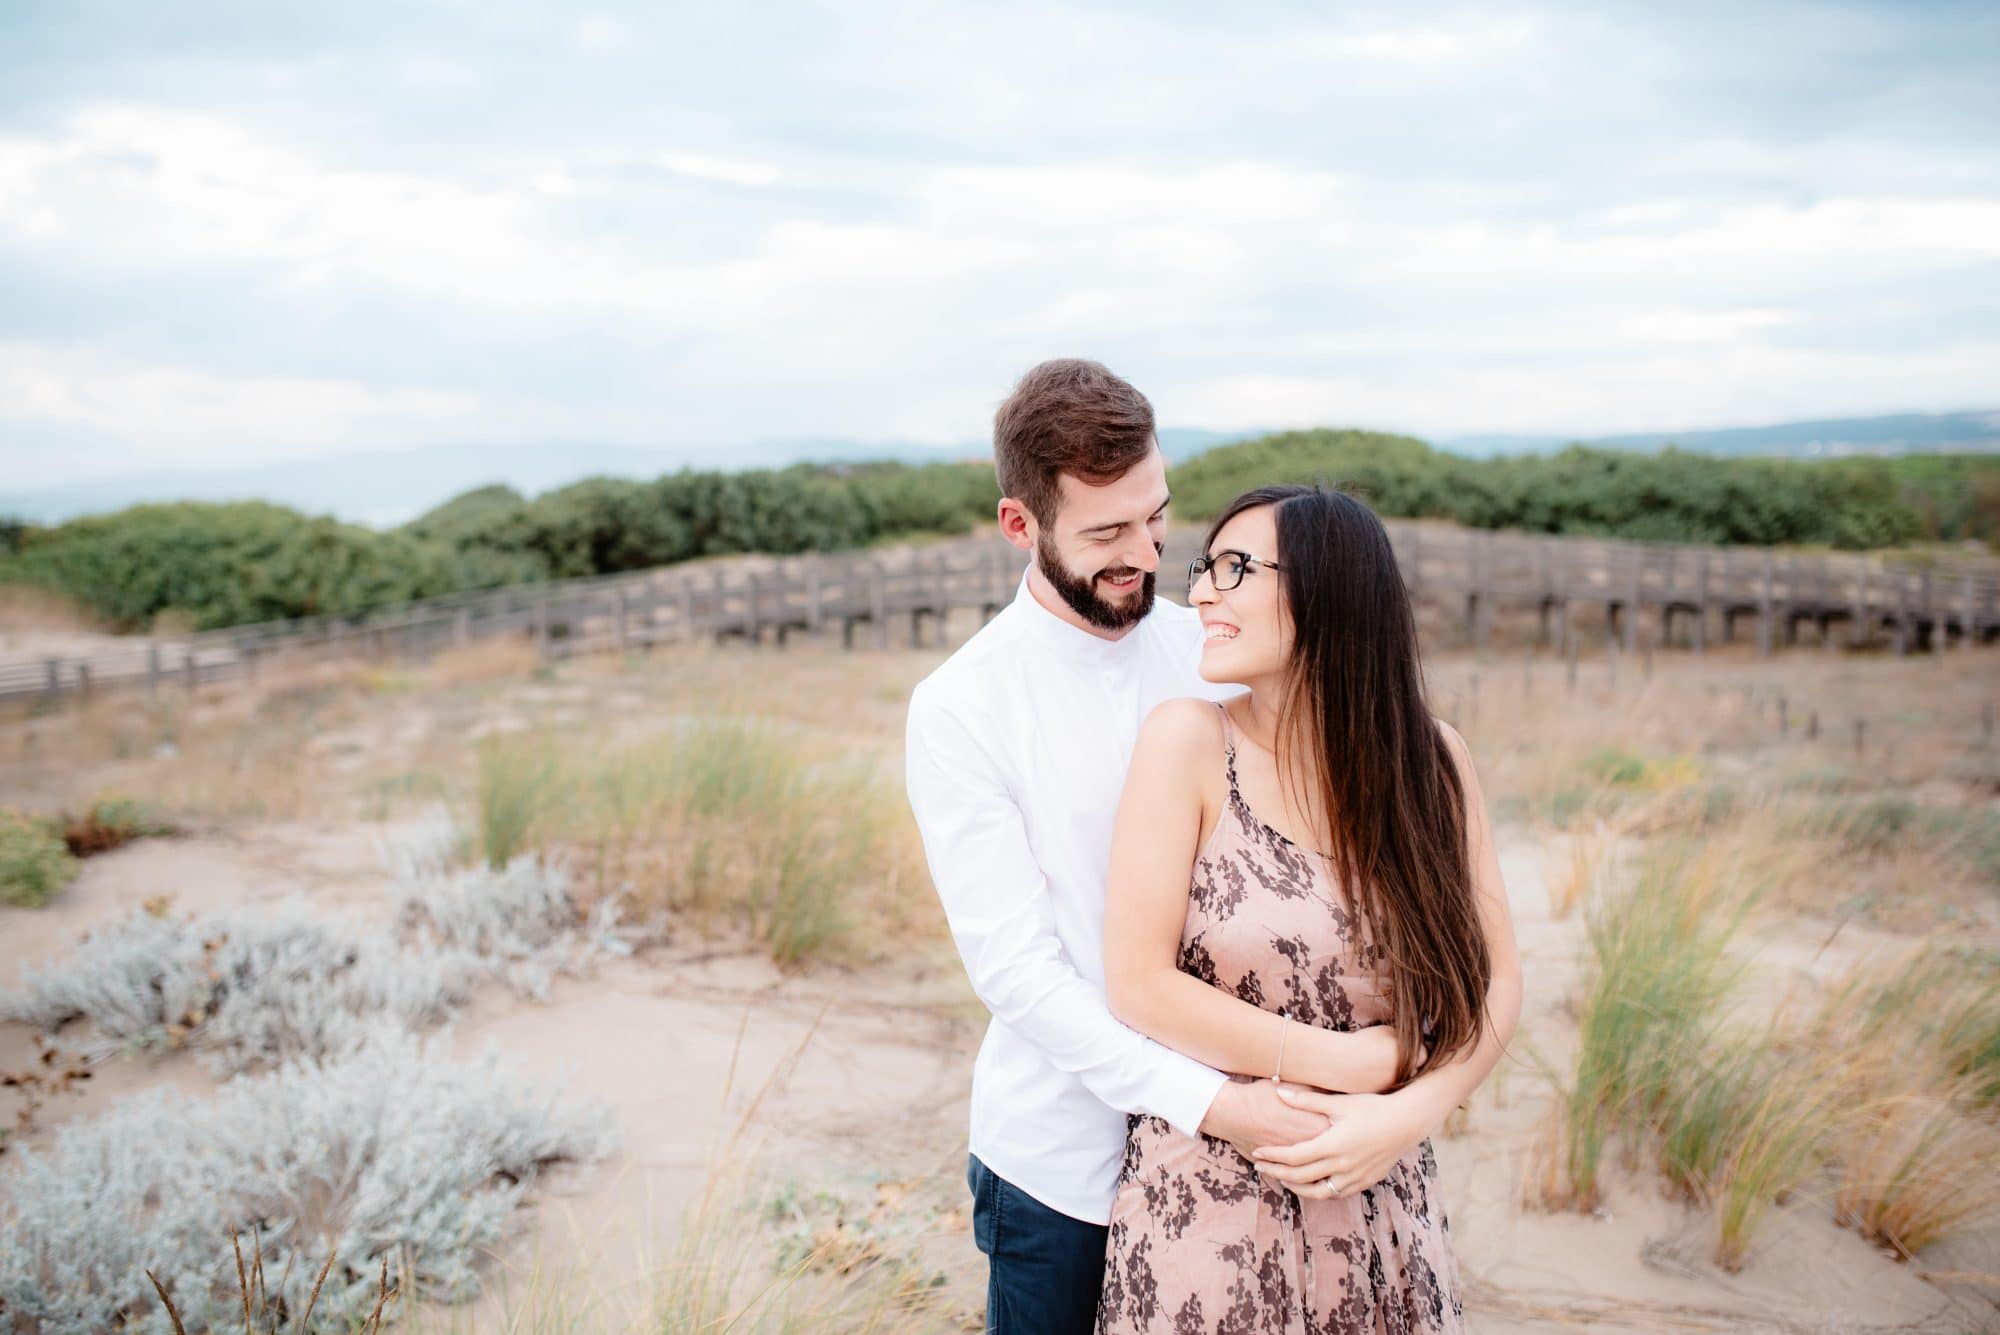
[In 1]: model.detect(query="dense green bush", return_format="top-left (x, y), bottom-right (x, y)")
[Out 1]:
top-left (1164, 431), bottom-right (1962, 549)
top-left (0, 462), bottom-right (998, 634)
top-left (1, 810), bottom-right (79, 908)
top-left (5, 437), bottom-right (1985, 636)
top-left (0, 501), bottom-right (485, 631)
top-left (1885, 454), bottom-right (2000, 545)
top-left (402, 463), bottom-right (993, 581)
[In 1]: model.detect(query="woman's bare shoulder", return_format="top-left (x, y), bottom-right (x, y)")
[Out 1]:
top-left (1142, 695), bottom-right (1229, 754)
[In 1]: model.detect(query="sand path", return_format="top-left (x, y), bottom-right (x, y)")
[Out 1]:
top-left (3, 823), bottom-right (1993, 1332)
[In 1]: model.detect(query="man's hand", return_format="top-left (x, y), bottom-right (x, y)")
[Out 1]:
top-left (1251, 1088), bottom-right (1440, 1199)
top-left (1198, 1078), bottom-right (1328, 1162)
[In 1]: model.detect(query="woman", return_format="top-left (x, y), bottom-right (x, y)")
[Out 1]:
top-left (1097, 485), bottom-right (1521, 1333)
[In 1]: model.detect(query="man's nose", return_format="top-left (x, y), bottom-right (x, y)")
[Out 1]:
top-left (1124, 539), bottom-right (1160, 574)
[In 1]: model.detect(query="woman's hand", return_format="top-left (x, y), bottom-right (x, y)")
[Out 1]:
top-left (1248, 1086), bottom-right (1442, 1199)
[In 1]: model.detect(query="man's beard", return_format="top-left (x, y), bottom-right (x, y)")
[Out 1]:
top-left (1036, 531), bottom-right (1158, 631)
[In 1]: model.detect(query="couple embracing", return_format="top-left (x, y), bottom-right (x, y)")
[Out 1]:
top-left (904, 359), bottom-right (1522, 1333)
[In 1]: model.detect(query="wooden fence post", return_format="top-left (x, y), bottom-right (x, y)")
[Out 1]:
top-left (872, 560), bottom-right (889, 649)
top-left (1625, 549), bottom-right (1642, 655)
top-left (1694, 552), bottom-right (1710, 652)
top-left (1923, 569), bottom-right (1942, 657)
top-left (1757, 551), bottom-right (1775, 658)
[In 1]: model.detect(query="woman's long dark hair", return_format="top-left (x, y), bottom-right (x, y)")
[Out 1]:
top-left (1206, 485), bottom-right (1491, 1084)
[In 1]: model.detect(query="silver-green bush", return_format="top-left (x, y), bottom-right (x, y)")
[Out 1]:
top-left (0, 1029), bottom-right (613, 1333)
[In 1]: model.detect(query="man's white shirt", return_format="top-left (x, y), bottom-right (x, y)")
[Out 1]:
top-left (904, 567), bottom-right (1241, 1224)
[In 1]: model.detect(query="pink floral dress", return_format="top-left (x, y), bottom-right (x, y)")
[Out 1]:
top-left (1096, 703), bottom-right (1465, 1334)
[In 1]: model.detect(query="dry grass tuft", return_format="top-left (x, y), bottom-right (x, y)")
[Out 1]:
top-left (0, 582), bottom-right (99, 636)
top-left (1834, 1083), bottom-right (2000, 1259)
top-left (1544, 824), bottom-right (1609, 920)
top-left (425, 635), bottom-right (546, 688)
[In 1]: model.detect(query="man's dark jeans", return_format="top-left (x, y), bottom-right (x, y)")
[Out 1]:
top-left (967, 1154), bottom-right (1109, 1334)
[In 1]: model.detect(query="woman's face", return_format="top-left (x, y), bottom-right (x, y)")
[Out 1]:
top-left (1192, 504), bottom-right (1293, 684)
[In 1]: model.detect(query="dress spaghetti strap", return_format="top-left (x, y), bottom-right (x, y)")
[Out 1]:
top-left (1212, 700), bottom-right (1242, 801)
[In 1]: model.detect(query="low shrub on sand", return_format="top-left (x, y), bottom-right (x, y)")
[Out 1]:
top-left (0, 1031), bottom-right (612, 1335)
top-left (0, 810), bottom-right (78, 907)
top-left (59, 794), bottom-right (175, 856)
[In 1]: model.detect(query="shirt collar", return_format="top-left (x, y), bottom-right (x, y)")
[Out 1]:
top-left (1010, 568), bottom-right (1151, 661)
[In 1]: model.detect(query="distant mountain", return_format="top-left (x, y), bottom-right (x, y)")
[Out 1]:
top-left (0, 427), bottom-right (1258, 529)
top-left (1444, 410), bottom-right (2000, 459)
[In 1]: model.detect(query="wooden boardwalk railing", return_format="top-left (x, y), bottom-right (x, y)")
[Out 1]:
top-left (5, 524), bottom-right (1996, 703)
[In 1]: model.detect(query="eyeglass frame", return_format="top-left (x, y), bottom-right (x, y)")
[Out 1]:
top-left (1187, 548), bottom-right (1284, 597)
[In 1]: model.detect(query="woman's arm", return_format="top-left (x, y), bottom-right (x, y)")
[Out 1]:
top-left (1252, 719), bottom-right (1525, 1198)
top-left (1103, 699), bottom-right (1402, 1096)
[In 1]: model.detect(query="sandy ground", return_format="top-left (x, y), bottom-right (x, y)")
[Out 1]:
top-left (1431, 838), bottom-right (1992, 1333)
top-left (6, 817), bottom-right (1996, 1333)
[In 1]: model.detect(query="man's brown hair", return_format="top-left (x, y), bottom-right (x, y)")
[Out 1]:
top-left (993, 359), bottom-right (1158, 527)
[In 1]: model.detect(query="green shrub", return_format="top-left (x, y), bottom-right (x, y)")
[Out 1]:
top-left (0, 501), bottom-right (479, 631)
top-left (1584, 747), bottom-right (1651, 787)
top-left (1164, 434), bottom-right (1984, 548)
top-left (16, 435), bottom-right (1982, 638)
top-left (1, 811), bottom-right (80, 907)
top-left (60, 795), bottom-right (176, 857)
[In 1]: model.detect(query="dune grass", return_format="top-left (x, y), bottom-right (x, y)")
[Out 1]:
top-left (1832, 1082), bottom-right (2000, 1259)
top-left (1547, 807), bottom-right (2000, 1270)
top-left (1559, 837), bottom-right (1756, 1211)
top-left (476, 730), bottom-right (567, 869)
top-left (1805, 946), bottom-right (2000, 1259)
top-left (468, 715), bottom-right (928, 969)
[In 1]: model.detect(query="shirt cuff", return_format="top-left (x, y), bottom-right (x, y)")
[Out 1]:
top-left (1154, 1057), bottom-right (1232, 1142)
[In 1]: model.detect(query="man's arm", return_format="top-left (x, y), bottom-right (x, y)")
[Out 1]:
top-left (904, 684), bottom-right (1227, 1136)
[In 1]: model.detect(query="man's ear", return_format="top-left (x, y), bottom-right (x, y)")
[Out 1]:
top-left (997, 497), bottom-right (1036, 553)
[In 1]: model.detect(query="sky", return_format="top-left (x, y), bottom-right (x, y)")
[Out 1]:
top-left (2, 0), bottom-right (1997, 494)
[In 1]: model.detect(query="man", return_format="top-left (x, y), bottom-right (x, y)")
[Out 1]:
top-left (904, 359), bottom-right (1329, 1333)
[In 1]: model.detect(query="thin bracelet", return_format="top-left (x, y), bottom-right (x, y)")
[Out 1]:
top-left (1271, 1013), bottom-right (1290, 1084)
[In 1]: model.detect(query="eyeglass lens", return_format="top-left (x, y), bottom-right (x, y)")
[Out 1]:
top-left (1189, 552), bottom-right (1248, 593)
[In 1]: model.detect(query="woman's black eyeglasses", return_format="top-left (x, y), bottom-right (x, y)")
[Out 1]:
top-left (1188, 549), bottom-right (1283, 596)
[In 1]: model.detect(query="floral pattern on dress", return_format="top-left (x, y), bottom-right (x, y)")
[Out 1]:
top-left (1096, 703), bottom-right (1465, 1334)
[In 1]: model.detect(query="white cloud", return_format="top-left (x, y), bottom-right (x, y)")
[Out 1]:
top-left (1620, 308), bottom-right (1796, 343)
top-left (656, 152), bottom-right (780, 188)
top-left (0, 343), bottom-right (547, 480)
top-left (920, 163), bottom-right (1344, 227)
top-left (574, 15), bottom-right (627, 51)
top-left (1166, 338), bottom-right (2000, 439)
top-left (0, 0), bottom-right (1995, 483)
